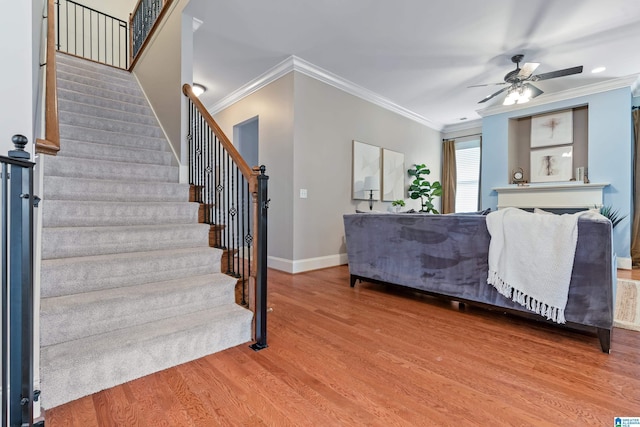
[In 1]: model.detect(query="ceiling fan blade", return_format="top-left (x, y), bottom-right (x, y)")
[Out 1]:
top-left (478, 86), bottom-right (510, 104)
top-left (518, 62), bottom-right (540, 79)
top-left (467, 82), bottom-right (507, 88)
top-left (524, 83), bottom-right (543, 99)
top-left (532, 65), bottom-right (583, 81)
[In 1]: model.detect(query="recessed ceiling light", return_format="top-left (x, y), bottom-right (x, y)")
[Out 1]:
top-left (591, 66), bottom-right (606, 74)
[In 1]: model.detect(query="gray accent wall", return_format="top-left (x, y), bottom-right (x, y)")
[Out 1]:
top-left (213, 71), bottom-right (441, 271)
top-left (214, 73), bottom-right (295, 262)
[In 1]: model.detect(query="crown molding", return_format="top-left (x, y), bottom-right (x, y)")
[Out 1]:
top-left (478, 74), bottom-right (640, 117)
top-left (207, 55), bottom-right (443, 130)
top-left (441, 119), bottom-right (482, 134)
top-left (207, 56), bottom-right (295, 115)
top-left (291, 56), bottom-right (443, 130)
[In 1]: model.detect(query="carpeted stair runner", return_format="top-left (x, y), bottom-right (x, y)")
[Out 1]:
top-left (39, 53), bottom-right (252, 408)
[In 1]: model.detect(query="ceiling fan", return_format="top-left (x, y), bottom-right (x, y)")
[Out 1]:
top-left (471, 54), bottom-right (583, 105)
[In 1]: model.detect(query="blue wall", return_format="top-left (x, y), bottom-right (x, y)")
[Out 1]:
top-left (482, 87), bottom-right (633, 257)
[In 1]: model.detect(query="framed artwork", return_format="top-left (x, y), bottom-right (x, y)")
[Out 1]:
top-left (530, 146), bottom-right (573, 183)
top-left (530, 110), bottom-right (573, 147)
top-left (382, 149), bottom-right (405, 201)
top-left (352, 140), bottom-right (381, 200)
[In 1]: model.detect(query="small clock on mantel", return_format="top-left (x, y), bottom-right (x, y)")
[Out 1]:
top-left (512, 167), bottom-right (527, 185)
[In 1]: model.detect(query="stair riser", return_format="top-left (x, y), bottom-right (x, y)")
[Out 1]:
top-left (42, 201), bottom-right (200, 227)
top-left (57, 79), bottom-right (148, 107)
top-left (43, 176), bottom-right (188, 202)
top-left (42, 224), bottom-right (210, 259)
top-left (60, 124), bottom-right (167, 150)
top-left (57, 140), bottom-right (173, 166)
top-left (40, 306), bottom-right (252, 408)
top-left (41, 276), bottom-right (235, 346)
top-left (41, 249), bottom-right (222, 298)
top-left (58, 99), bottom-right (158, 127)
top-left (60, 112), bottom-right (165, 138)
top-left (58, 89), bottom-right (154, 117)
top-left (43, 156), bottom-right (178, 183)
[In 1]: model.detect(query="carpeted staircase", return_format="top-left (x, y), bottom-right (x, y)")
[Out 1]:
top-left (39, 53), bottom-right (253, 408)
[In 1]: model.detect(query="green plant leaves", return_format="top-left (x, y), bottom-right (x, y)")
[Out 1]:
top-left (407, 163), bottom-right (442, 214)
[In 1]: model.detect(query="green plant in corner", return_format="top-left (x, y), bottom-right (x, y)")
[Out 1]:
top-left (599, 205), bottom-right (628, 229)
top-left (408, 164), bottom-right (442, 214)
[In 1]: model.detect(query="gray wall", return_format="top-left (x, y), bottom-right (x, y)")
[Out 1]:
top-left (292, 72), bottom-right (441, 262)
top-left (214, 73), bottom-right (295, 262)
top-left (214, 71), bottom-right (441, 271)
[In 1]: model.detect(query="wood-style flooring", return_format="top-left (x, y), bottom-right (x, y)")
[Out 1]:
top-left (47, 266), bottom-right (640, 426)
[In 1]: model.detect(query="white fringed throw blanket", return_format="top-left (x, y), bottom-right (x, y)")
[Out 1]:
top-left (486, 207), bottom-right (584, 324)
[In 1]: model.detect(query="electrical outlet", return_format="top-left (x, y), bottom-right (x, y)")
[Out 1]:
top-left (300, 189), bottom-right (308, 199)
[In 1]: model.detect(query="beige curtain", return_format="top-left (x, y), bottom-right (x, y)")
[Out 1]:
top-left (631, 109), bottom-right (640, 266)
top-left (442, 139), bottom-right (456, 214)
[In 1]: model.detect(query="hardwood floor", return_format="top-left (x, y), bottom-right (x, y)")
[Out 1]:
top-left (47, 266), bottom-right (640, 426)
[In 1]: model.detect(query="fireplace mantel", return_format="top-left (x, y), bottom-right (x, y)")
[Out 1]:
top-left (493, 182), bottom-right (609, 209)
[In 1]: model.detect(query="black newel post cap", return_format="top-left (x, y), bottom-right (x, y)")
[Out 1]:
top-left (9, 134), bottom-right (30, 160)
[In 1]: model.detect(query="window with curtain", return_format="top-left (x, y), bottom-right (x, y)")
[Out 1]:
top-left (455, 139), bottom-right (481, 212)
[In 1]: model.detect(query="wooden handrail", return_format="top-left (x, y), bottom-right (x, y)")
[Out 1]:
top-left (128, 0), bottom-right (174, 71)
top-left (36, 0), bottom-right (60, 156)
top-left (182, 84), bottom-right (259, 190)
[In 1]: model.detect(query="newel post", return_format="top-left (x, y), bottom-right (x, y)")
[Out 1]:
top-left (250, 166), bottom-right (269, 351)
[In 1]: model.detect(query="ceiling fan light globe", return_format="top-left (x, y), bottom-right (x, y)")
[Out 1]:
top-left (503, 96), bottom-right (516, 106)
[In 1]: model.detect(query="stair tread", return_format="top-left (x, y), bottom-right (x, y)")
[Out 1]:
top-left (57, 140), bottom-right (173, 166)
top-left (59, 123), bottom-right (167, 147)
top-left (57, 88), bottom-right (154, 117)
top-left (42, 273), bottom-right (235, 312)
top-left (40, 273), bottom-right (237, 346)
top-left (40, 304), bottom-right (253, 408)
top-left (41, 246), bottom-right (221, 268)
top-left (58, 99), bottom-right (157, 124)
top-left (43, 175), bottom-right (189, 202)
top-left (42, 199), bottom-right (200, 227)
top-left (60, 110), bottom-right (165, 138)
top-left (44, 154), bottom-right (178, 183)
top-left (41, 303), bottom-right (252, 362)
top-left (40, 246), bottom-right (223, 297)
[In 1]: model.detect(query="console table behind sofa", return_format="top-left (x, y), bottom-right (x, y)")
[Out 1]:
top-left (343, 213), bottom-right (614, 352)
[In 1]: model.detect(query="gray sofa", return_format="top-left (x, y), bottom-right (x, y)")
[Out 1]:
top-left (343, 213), bottom-right (615, 352)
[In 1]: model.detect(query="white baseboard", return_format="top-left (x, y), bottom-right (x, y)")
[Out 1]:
top-left (617, 257), bottom-right (632, 270)
top-left (268, 253), bottom-right (348, 274)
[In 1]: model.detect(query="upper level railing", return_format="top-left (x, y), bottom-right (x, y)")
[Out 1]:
top-left (1, 136), bottom-right (39, 426)
top-left (129, 0), bottom-right (173, 69)
top-left (55, 0), bottom-right (129, 69)
top-left (183, 84), bottom-right (269, 350)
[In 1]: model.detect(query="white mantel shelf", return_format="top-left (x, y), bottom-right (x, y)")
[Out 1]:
top-left (493, 182), bottom-right (609, 209)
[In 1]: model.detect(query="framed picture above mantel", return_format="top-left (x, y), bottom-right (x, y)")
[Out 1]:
top-left (530, 109), bottom-right (573, 148)
top-left (530, 145), bottom-right (573, 183)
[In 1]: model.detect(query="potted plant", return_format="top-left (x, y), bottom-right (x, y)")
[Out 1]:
top-left (391, 199), bottom-right (405, 212)
top-left (599, 205), bottom-right (627, 228)
top-left (408, 164), bottom-right (442, 214)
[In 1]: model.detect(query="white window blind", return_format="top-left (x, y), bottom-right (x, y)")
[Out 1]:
top-left (455, 140), bottom-right (481, 212)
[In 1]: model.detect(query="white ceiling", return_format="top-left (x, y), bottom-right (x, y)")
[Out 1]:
top-left (186, 0), bottom-right (640, 130)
